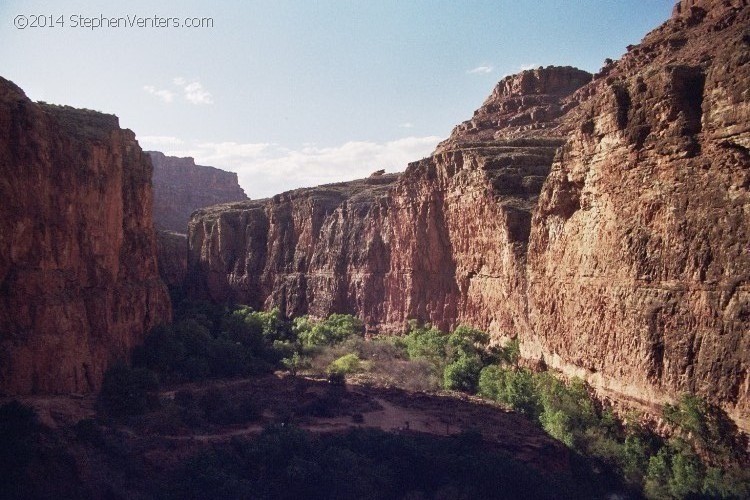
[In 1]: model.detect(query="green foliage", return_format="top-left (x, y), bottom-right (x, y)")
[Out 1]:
top-left (663, 393), bottom-right (709, 440)
top-left (668, 446), bottom-right (704, 498)
top-left (620, 435), bottom-right (649, 483)
top-left (645, 448), bottom-right (672, 499)
top-left (295, 314), bottom-right (364, 348)
top-left (443, 355), bottom-right (483, 392)
top-left (281, 351), bottom-right (306, 376)
top-left (327, 353), bottom-right (364, 376)
top-left (97, 363), bottom-right (159, 417)
top-left (445, 324), bottom-right (489, 361)
top-left (500, 338), bottom-right (520, 366)
top-left (402, 322), bottom-right (448, 367)
top-left (702, 466), bottom-right (750, 499)
top-left (165, 425), bottom-right (599, 499)
top-left (536, 375), bottom-right (597, 448)
top-left (478, 365), bottom-right (541, 417)
top-left (135, 306), bottom-right (280, 382)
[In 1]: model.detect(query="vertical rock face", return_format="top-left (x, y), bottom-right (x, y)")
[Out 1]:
top-left (187, 3), bottom-right (749, 428)
top-left (188, 174), bottom-right (400, 322)
top-left (0, 78), bottom-right (171, 394)
top-left (527, 1), bottom-right (749, 426)
top-left (148, 151), bottom-right (248, 234)
top-left (156, 231), bottom-right (188, 290)
top-left (188, 66), bottom-right (592, 336)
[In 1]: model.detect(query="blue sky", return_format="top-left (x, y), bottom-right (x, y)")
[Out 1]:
top-left (0, 0), bottom-right (674, 198)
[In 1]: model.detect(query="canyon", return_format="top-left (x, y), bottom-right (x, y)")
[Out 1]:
top-left (0, 79), bottom-right (171, 395)
top-left (187, 0), bottom-right (749, 429)
top-left (149, 151), bottom-right (247, 234)
top-left (149, 152), bottom-right (246, 289)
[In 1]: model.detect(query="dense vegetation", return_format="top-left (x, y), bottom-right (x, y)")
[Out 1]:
top-left (6, 301), bottom-right (745, 499)
top-left (165, 425), bottom-right (587, 500)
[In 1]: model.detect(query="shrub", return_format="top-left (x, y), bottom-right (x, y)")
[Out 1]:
top-left (443, 355), bottom-right (483, 393)
top-left (478, 365), bottom-right (507, 401)
top-left (446, 325), bottom-right (489, 362)
top-left (282, 351), bottom-right (307, 376)
top-left (0, 401), bottom-right (41, 499)
top-left (402, 322), bottom-right (447, 367)
top-left (295, 314), bottom-right (364, 348)
top-left (328, 353), bottom-right (364, 376)
top-left (97, 363), bottom-right (159, 417)
top-left (500, 338), bottom-right (520, 366)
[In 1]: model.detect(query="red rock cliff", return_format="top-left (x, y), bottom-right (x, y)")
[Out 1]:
top-left (0, 79), bottom-right (171, 394)
top-left (527, 0), bottom-right (749, 427)
top-left (187, 3), bottom-right (749, 428)
top-left (149, 151), bottom-right (248, 234)
top-left (188, 66), bottom-right (591, 335)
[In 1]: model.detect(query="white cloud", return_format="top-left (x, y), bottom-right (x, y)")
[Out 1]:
top-left (169, 77), bottom-right (214, 105)
top-left (398, 122), bottom-right (414, 128)
top-left (519, 63), bottom-right (539, 71)
top-left (137, 135), bottom-right (185, 149)
top-left (149, 136), bottom-right (442, 199)
top-left (467, 65), bottom-right (493, 74)
top-left (182, 81), bottom-right (213, 105)
top-left (143, 85), bottom-right (175, 103)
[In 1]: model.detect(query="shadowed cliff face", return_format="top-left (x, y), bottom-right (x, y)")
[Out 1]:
top-left (188, 2), bottom-right (749, 428)
top-left (148, 151), bottom-right (248, 234)
top-left (0, 79), bottom-right (171, 394)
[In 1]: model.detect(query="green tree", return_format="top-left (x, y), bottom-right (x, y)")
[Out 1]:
top-left (443, 356), bottom-right (483, 392)
top-left (295, 314), bottom-right (364, 347)
top-left (403, 322), bottom-right (447, 367)
top-left (97, 363), bottom-right (159, 417)
top-left (328, 353), bottom-right (364, 376)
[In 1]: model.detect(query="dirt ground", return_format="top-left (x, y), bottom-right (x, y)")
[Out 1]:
top-left (9, 372), bottom-right (571, 475)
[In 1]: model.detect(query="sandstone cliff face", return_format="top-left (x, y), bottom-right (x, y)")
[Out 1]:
top-left (189, 174), bottom-right (399, 321)
top-left (149, 151), bottom-right (248, 234)
top-left (188, 1), bottom-right (749, 428)
top-left (527, 0), bottom-right (750, 427)
top-left (188, 67), bottom-right (591, 335)
top-left (0, 79), bottom-right (171, 394)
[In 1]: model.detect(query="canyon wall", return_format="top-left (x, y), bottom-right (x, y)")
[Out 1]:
top-left (188, 1), bottom-right (749, 428)
top-left (0, 79), bottom-right (171, 394)
top-left (188, 67), bottom-right (592, 336)
top-left (526, 0), bottom-right (750, 426)
top-left (149, 151), bottom-right (248, 234)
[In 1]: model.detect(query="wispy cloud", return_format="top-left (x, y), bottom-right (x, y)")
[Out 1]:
top-left (467, 65), bottom-right (493, 74)
top-left (144, 78), bottom-right (214, 105)
top-left (138, 135), bottom-right (442, 199)
top-left (519, 63), bottom-right (539, 71)
top-left (173, 77), bottom-right (213, 105)
top-left (142, 85), bottom-right (175, 103)
top-left (398, 122), bottom-right (414, 129)
top-left (137, 135), bottom-right (184, 148)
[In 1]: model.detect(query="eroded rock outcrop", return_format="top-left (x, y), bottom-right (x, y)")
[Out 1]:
top-left (0, 79), bottom-right (171, 394)
top-left (148, 151), bottom-right (248, 234)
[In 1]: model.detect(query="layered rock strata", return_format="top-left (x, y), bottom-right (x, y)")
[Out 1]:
top-left (0, 79), bottom-right (171, 394)
top-left (148, 151), bottom-right (247, 234)
top-left (188, 66), bottom-right (592, 334)
top-left (527, 0), bottom-right (750, 427)
top-left (188, 1), bottom-right (749, 428)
